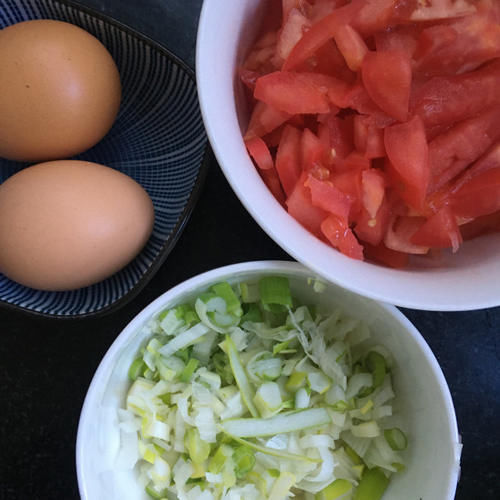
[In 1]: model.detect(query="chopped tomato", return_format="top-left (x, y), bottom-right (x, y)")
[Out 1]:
top-left (354, 115), bottom-right (385, 159)
top-left (321, 214), bottom-right (364, 260)
top-left (384, 215), bottom-right (429, 254)
top-left (414, 7), bottom-right (500, 76)
top-left (411, 60), bottom-right (500, 128)
top-left (411, 207), bottom-right (462, 251)
top-left (245, 101), bottom-right (291, 139)
top-left (327, 115), bottom-right (354, 159)
top-left (361, 50), bottom-right (412, 122)
top-left (242, 0), bottom-right (500, 268)
top-left (459, 211), bottom-right (500, 240)
top-left (361, 169), bottom-right (385, 218)
top-left (286, 172), bottom-right (328, 237)
top-left (254, 71), bottom-right (348, 114)
top-left (354, 197), bottom-right (392, 246)
top-left (450, 168), bottom-right (500, 219)
top-left (245, 136), bottom-right (274, 170)
top-left (276, 125), bottom-right (302, 196)
top-left (259, 166), bottom-right (286, 206)
top-left (384, 116), bottom-right (429, 210)
top-left (334, 24), bottom-right (368, 71)
top-left (306, 174), bottom-right (352, 221)
top-left (283, 0), bottom-right (363, 71)
top-left (428, 105), bottom-right (500, 192)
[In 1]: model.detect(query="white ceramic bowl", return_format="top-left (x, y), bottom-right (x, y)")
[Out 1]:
top-left (196, 0), bottom-right (500, 311)
top-left (77, 261), bottom-right (461, 500)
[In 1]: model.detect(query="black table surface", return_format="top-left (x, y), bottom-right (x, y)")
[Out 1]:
top-left (0, 1), bottom-right (498, 499)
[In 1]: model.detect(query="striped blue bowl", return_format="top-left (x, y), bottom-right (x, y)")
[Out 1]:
top-left (0, 0), bottom-right (208, 318)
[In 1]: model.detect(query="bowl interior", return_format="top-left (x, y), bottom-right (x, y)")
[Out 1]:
top-left (0, 0), bottom-right (207, 317)
top-left (77, 261), bottom-right (460, 500)
top-left (196, 0), bottom-right (500, 311)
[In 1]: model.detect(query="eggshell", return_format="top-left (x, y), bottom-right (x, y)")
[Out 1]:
top-left (0, 161), bottom-right (154, 291)
top-left (0, 20), bottom-right (121, 162)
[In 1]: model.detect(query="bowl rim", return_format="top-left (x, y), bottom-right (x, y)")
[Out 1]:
top-left (0, 0), bottom-right (210, 320)
top-left (76, 259), bottom-right (461, 500)
top-left (195, 0), bottom-right (500, 312)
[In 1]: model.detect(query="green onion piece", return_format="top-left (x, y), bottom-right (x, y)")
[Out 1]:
top-left (212, 352), bottom-right (234, 385)
top-left (392, 462), bottom-right (406, 473)
top-left (241, 302), bottom-right (263, 323)
top-left (159, 393), bottom-right (171, 405)
top-left (179, 358), bottom-right (199, 383)
top-left (221, 407), bottom-right (330, 437)
top-left (268, 468), bottom-right (280, 478)
top-left (351, 420), bottom-right (380, 438)
top-left (254, 382), bottom-right (282, 417)
top-left (226, 335), bottom-right (259, 417)
top-left (273, 339), bottom-right (291, 355)
top-left (286, 371), bottom-right (307, 392)
top-left (330, 400), bottom-right (349, 412)
top-left (316, 478), bottom-right (353, 500)
top-left (239, 282), bottom-right (260, 303)
top-left (269, 471), bottom-right (295, 500)
top-left (232, 446), bottom-right (256, 479)
top-left (352, 464), bottom-right (365, 480)
top-left (223, 434), bottom-right (321, 463)
top-left (145, 483), bottom-right (168, 499)
top-left (384, 428), bottom-right (408, 451)
top-left (212, 282), bottom-right (242, 316)
top-left (365, 351), bottom-right (387, 389)
top-left (259, 276), bottom-right (293, 309)
top-left (342, 443), bottom-right (363, 465)
top-left (353, 467), bottom-right (390, 500)
top-left (185, 427), bottom-right (210, 464)
top-left (208, 444), bottom-right (233, 474)
top-left (175, 347), bottom-right (191, 364)
top-left (128, 358), bottom-right (146, 381)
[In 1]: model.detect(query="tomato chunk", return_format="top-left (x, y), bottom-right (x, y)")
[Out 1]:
top-left (450, 168), bottom-right (500, 219)
top-left (276, 125), bottom-right (302, 196)
top-left (361, 50), bottom-right (412, 122)
top-left (245, 101), bottom-right (291, 139)
top-left (259, 166), bottom-right (286, 206)
top-left (255, 71), bottom-right (348, 114)
top-left (411, 60), bottom-right (500, 128)
top-left (411, 207), bottom-right (462, 251)
top-left (334, 24), bottom-right (368, 71)
top-left (428, 105), bottom-right (500, 192)
top-left (354, 197), bottom-right (392, 246)
top-left (321, 214), bottom-right (364, 260)
top-left (245, 136), bottom-right (274, 170)
top-left (306, 174), bottom-right (352, 221)
top-left (286, 172), bottom-right (328, 237)
top-left (363, 242), bottom-right (409, 268)
top-left (384, 116), bottom-right (429, 210)
top-left (384, 215), bottom-right (429, 254)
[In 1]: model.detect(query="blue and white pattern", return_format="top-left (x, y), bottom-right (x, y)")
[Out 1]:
top-left (0, 0), bottom-right (208, 317)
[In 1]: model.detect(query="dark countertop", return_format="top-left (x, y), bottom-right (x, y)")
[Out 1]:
top-left (0, 1), bottom-right (498, 499)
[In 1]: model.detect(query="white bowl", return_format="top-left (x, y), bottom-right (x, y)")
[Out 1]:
top-left (196, 0), bottom-right (500, 311)
top-left (76, 261), bottom-right (461, 500)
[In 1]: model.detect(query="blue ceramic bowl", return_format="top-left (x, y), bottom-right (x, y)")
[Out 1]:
top-left (0, 0), bottom-right (208, 318)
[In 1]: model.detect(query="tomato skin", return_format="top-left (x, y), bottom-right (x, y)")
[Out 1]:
top-left (321, 214), bottom-right (364, 260)
top-left (255, 71), bottom-right (348, 114)
top-left (384, 115), bottom-right (429, 210)
top-left (428, 105), bottom-right (500, 192)
top-left (411, 206), bottom-right (462, 251)
top-left (411, 60), bottom-right (500, 128)
top-left (276, 125), bottom-right (302, 196)
top-left (450, 168), bottom-right (500, 219)
top-left (361, 50), bottom-right (412, 122)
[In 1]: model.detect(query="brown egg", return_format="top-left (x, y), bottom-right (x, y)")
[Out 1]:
top-left (0, 160), bottom-right (154, 291)
top-left (0, 20), bottom-right (121, 162)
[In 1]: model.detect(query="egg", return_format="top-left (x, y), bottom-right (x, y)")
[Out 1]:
top-left (0, 20), bottom-right (121, 162)
top-left (0, 161), bottom-right (154, 291)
